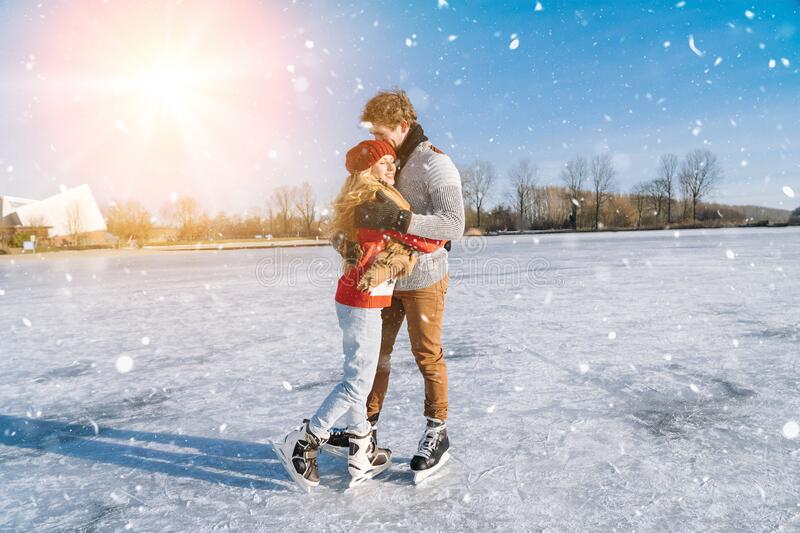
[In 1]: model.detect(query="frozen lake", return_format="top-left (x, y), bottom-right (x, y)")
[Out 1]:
top-left (2, 227), bottom-right (799, 531)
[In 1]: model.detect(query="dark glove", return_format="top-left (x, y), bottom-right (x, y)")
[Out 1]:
top-left (331, 231), bottom-right (361, 265)
top-left (354, 190), bottom-right (412, 233)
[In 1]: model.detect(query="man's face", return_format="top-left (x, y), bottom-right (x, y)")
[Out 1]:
top-left (370, 121), bottom-right (409, 149)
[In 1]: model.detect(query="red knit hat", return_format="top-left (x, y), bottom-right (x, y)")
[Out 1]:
top-left (345, 140), bottom-right (396, 173)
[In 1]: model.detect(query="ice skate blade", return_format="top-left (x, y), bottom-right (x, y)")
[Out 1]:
top-left (347, 460), bottom-right (392, 488)
top-left (270, 440), bottom-right (316, 493)
top-left (321, 443), bottom-right (349, 459)
top-left (412, 451), bottom-right (450, 485)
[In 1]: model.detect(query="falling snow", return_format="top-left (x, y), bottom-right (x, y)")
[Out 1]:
top-left (783, 421), bottom-right (799, 439)
top-left (688, 35), bottom-right (705, 57)
top-left (115, 356), bottom-right (134, 373)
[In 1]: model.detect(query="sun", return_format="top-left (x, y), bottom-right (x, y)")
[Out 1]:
top-left (22, 0), bottom-right (297, 208)
top-left (139, 59), bottom-right (191, 113)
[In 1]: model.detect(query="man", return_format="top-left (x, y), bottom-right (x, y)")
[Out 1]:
top-left (329, 90), bottom-right (465, 481)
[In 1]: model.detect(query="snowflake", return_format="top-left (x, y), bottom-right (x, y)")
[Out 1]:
top-left (115, 356), bottom-right (134, 373)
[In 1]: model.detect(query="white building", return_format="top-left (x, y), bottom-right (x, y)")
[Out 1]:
top-left (0, 195), bottom-right (37, 220)
top-left (1, 185), bottom-right (107, 241)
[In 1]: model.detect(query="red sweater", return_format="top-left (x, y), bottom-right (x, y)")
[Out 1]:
top-left (335, 228), bottom-right (445, 308)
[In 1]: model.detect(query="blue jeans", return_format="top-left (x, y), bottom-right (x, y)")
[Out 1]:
top-left (309, 303), bottom-right (382, 438)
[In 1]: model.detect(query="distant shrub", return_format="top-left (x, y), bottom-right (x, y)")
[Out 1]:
top-left (11, 232), bottom-right (34, 248)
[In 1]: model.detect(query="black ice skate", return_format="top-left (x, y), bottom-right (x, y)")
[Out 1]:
top-left (322, 413), bottom-right (384, 459)
top-left (410, 417), bottom-right (450, 484)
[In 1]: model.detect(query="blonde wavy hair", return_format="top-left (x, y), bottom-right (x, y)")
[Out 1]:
top-left (330, 169), bottom-right (410, 242)
top-left (330, 169), bottom-right (421, 290)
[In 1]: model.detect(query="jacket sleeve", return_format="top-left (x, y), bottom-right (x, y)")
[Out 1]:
top-left (354, 230), bottom-right (388, 269)
top-left (405, 155), bottom-right (466, 241)
top-left (383, 230), bottom-right (444, 253)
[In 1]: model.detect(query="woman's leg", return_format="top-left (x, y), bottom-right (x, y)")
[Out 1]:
top-left (309, 303), bottom-right (382, 438)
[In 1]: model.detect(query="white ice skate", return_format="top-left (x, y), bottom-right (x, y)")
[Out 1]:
top-left (347, 431), bottom-right (392, 488)
top-left (271, 423), bottom-right (324, 493)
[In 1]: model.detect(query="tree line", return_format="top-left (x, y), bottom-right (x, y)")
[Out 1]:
top-left (104, 147), bottom-right (794, 245)
top-left (461, 148), bottom-right (729, 232)
top-left (104, 181), bottom-right (322, 244)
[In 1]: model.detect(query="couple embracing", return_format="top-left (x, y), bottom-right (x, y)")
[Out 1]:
top-left (273, 90), bottom-right (465, 489)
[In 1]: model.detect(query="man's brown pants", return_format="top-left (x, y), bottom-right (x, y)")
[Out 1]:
top-left (366, 275), bottom-right (449, 420)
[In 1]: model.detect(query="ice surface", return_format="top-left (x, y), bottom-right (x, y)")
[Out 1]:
top-left (2, 228), bottom-right (800, 530)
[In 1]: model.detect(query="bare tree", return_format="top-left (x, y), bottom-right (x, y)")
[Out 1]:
top-left (590, 154), bottom-right (616, 230)
top-left (680, 149), bottom-right (722, 222)
top-left (294, 182), bottom-right (317, 237)
top-left (462, 160), bottom-right (495, 229)
top-left (66, 202), bottom-right (83, 245)
top-left (507, 158), bottom-right (537, 230)
top-left (561, 156), bottom-right (588, 229)
top-left (105, 200), bottom-right (153, 245)
top-left (271, 186), bottom-right (295, 236)
top-left (631, 182), bottom-right (648, 229)
top-left (657, 153), bottom-right (679, 223)
top-left (265, 202), bottom-right (275, 236)
top-left (162, 196), bottom-right (201, 240)
top-left (643, 179), bottom-right (666, 222)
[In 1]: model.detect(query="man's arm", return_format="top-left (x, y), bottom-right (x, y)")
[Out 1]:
top-left (383, 230), bottom-right (444, 254)
top-left (405, 156), bottom-right (465, 241)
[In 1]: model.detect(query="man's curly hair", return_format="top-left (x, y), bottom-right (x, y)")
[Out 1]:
top-left (361, 90), bottom-right (417, 127)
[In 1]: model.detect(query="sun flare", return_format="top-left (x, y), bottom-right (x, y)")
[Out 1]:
top-left (138, 59), bottom-right (192, 113)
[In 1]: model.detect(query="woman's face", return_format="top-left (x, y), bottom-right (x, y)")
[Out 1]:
top-left (370, 154), bottom-right (397, 184)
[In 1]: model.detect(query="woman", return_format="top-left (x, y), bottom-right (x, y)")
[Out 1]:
top-left (272, 140), bottom-right (444, 490)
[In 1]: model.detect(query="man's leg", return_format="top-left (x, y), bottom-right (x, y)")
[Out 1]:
top-left (365, 296), bottom-right (406, 419)
top-left (395, 275), bottom-right (449, 420)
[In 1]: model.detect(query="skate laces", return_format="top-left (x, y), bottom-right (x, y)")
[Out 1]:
top-left (417, 423), bottom-right (444, 459)
top-left (303, 425), bottom-right (326, 449)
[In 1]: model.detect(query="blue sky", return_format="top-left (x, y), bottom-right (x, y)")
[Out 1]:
top-left (0, 0), bottom-right (798, 213)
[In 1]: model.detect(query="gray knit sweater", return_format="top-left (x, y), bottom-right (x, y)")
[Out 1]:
top-left (395, 141), bottom-right (465, 291)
